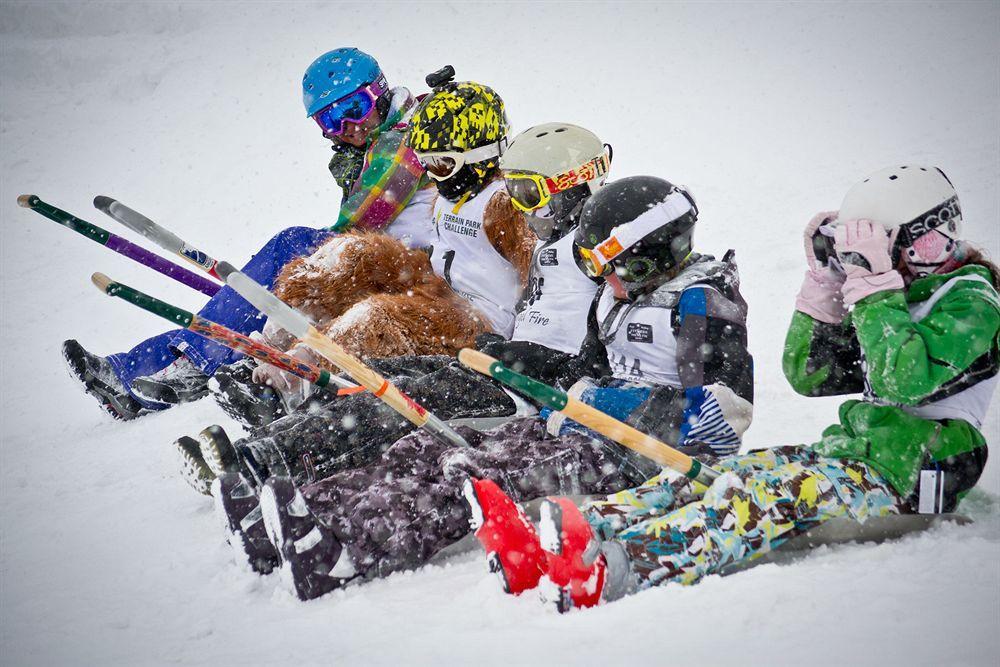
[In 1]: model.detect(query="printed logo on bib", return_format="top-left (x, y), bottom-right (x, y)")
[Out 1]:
top-left (626, 322), bottom-right (653, 343)
top-left (440, 211), bottom-right (481, 238)
top-left (526, 276), bottom-right (544, 306)
top-left (609, 351), bottom-right (644, 378)
top-left (539, 248), bottom-right (558, 266)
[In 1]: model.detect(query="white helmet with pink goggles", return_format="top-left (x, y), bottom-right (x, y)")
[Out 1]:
top-left (839, 165), bottom-right (963, 275)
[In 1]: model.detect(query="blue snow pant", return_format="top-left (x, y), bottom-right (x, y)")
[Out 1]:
top-left (106, 226), bottom-right (333, 409)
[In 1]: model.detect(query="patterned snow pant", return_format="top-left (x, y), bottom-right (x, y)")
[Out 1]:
top-left (235, 357), bottom-right (518, 486)
top-left (584, 446), bottom-right (907, 594)
top-left (300, 418), bottom-right (657, 581)
top-left (107, 226), bottom-right (332, 409)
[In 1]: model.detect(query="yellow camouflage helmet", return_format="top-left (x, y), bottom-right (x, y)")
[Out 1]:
top-left (406, 81), bottom-right (509, 163)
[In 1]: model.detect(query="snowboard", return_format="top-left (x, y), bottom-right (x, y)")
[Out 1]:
top-left (720, 513), bottom-right (972, 575)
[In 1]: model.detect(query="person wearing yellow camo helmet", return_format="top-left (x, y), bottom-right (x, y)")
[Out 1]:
top-left (406, 75), bottom-right (510, 202)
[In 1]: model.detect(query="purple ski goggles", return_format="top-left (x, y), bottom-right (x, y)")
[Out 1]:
top-left (311, 75), bottom-right (388, 138)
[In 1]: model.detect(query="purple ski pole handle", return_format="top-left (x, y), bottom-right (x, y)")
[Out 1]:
top-left (104, 235), bottom-right (221, 297)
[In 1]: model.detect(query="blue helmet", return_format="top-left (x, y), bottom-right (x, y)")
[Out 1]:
top-left (302, 48), bottom-right (384, 117)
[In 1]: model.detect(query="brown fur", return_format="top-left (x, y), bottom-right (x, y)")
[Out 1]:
top-left (319, 291), bottom-right (491, 360)
top-left (272, 231), bottom-right (491, 360)
top-left (274, 232), bottom-right (442, 325)
top-left (483, 190), bottom-right (537, 288)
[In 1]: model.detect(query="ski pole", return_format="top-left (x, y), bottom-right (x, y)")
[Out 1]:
top-left (458, 348), bottom-right (720, 486)
top-left (94, 196), bottom-right (223, 280)
top-left (90, 272), bottom-right (362, 395)
top-left (215, 261), bottom-right (471, 449)
top-left (17, 195), bottom-right (221, 298)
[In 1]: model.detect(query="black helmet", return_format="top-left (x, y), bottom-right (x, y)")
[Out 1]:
top-left (575, 176), bottom-right (697, 298)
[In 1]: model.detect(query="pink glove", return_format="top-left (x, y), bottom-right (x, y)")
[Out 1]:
top-left (834, 219), bottom-right (904, 304)
top-left (794, 211), bottom-right (848, 323)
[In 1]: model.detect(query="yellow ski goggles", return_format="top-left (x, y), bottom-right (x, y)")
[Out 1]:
top-left (577, 245), bottom-right (613, 278)
top-left (504, 153), bottom-right (610, 213)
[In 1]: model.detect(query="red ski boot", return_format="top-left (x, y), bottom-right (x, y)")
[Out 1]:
top-left (538, 497), bottom-right (606, 613)
top-left (463, 478), bottom-right (545, 595)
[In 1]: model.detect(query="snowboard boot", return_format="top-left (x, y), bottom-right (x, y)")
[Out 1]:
top-left (212, 472), bottom-right (280, 575)
top-left (62, 339), bottom-right (148, 420)
top-left (538, 497), bottom-right (606, 613)
top-left (196, 425), bottom-right (241, 477)
top-left (131, 356), bottom-right (210, 406)
top-left (211, 360), bottom-right (288, 429)
top-left (463, 478), bottom-right (545, 595)
top-left (175, 435), bottom-right (214, 496)
top-left (259, 477), bottom-right (356, 601)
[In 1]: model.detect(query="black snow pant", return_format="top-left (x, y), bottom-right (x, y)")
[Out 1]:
top-left (299, 418), bottom-right (660, 581)
top-left (234, 356), bottom-right (517, 486)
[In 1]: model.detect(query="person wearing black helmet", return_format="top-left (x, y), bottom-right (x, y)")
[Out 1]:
top-left (565, 175), bottom-right (754, 451)
top-left (466, 174), bottom-right (755, 606)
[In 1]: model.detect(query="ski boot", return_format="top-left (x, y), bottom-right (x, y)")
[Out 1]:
top-left (538, 497), bottom-right (606, 613)
top-left (464, 478), bottom-right (545, 595)
top-left (175, 436), bottom-right (214, 496)
top-left (196, 425), bottom-right (241, 477)
top-left (173, 425), bottom-right (238, 495)
top-left (131, 356), bottom-right (209, 406)
top-left (211, 360), bottom-right (288, 429)
top-left (62, 339), bottom-right (148, 420)
top-left (259, 477), bottom-right (356, 601)
top-left (212, 472), bottom-right (280, 575)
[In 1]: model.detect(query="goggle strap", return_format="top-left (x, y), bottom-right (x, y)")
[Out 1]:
top-left (543, 153), bottom-right (610, 195)
top-left (591, 190), bottom-right (694, 265)
top-left (894, 196), bottom-right (962, 248)
top-left (459, 138), bottom-right (506, 164)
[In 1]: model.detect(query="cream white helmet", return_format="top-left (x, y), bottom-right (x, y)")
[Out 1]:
top-left (500, 123), bottom-right (610, 240)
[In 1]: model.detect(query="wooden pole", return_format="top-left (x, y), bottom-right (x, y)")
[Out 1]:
top-left (458, 348), bottom-right (719, 486)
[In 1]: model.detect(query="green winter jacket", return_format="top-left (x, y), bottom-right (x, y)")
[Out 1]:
top-left (783, 264), bottom-right (1000, 495)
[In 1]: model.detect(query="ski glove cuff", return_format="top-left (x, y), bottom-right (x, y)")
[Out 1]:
top-left (842, 269), bottom-right (905, 305)
top-left (795, 269), bottom-right (848, 323)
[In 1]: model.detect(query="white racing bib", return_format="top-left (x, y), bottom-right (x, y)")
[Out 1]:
top-left (512, 232), bottom-right (598, 353)
top-left (430, 180), bottom-right (522, 337)
top-left (596, 287), bottom-right (680, 385)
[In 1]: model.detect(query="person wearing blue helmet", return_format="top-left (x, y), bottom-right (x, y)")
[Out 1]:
top-left (303, 48), bottom-right (435, 249)
top-left (62, 49), bottom-right (437, 421)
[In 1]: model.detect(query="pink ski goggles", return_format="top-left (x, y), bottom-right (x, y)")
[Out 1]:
top-left (311, 75), bottom-right (388, 138)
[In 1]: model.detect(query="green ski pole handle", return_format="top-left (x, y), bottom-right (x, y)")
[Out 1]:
top-left (458, 348), bottom-right (720, 486)
top-left (90, 272), bottom-right (361, 394)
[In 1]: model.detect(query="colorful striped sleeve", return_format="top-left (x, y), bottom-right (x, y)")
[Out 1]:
top-left (332, 128), bottom-right (427, 232)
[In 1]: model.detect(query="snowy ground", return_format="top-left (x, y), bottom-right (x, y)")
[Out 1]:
top-left (2, 2), bottom-right (999, 665)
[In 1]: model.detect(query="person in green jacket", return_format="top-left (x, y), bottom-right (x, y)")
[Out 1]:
top-left (466, 165), bottom-right (1000, 612)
